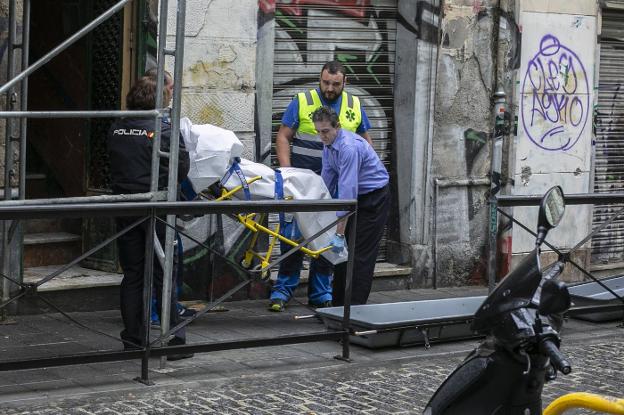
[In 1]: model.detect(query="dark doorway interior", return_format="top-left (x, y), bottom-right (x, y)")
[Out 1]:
top-left (27, 0), bottom-right (124, 197)
top-left (26, 0), bottom-right (124, 271)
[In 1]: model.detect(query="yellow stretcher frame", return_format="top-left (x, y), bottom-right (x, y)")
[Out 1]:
top-left (544, 392), bottom-right (624, 415)
top-left (210, 176), bottom-right (333, 276)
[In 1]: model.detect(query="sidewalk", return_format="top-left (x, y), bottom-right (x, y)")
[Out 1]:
top-left (0, 285), bottom-right (621, 411)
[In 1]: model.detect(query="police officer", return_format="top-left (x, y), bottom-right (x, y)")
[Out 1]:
top-left (269, 61), bottom-right (373, 312)
top-left (107, 74), bottom-right (192, 360)
top-left (313, 106), bottom-right (390, 306)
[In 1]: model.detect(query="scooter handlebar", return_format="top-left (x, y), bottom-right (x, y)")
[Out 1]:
top-left (542, 339), bottom-right (572, 375)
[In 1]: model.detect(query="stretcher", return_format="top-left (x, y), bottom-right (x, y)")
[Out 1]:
top-left (316, 296), bottom-right (486, 349)
top-left (208, 174), bottom-right (334, 277)
top-left (180, 119), bottom-right (346, 276)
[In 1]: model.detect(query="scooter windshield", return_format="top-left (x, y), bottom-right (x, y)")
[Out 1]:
top-left (471, 248), bottom-right (542, 332)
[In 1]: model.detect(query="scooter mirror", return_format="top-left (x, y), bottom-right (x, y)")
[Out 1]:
top-left (536, 186), bottom-right (565, 246)
top-left (539, 279), bottom-right (571, 315)
top-left (539, 186), bottom-right (565, 229)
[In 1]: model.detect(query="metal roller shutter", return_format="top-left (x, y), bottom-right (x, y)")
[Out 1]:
top-left (591, 8), bottom-right (624, 266)
top-left (271, 0), bottom-right (397, 261)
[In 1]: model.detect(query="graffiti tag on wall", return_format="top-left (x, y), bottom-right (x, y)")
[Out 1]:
top-left (395, 0), bottom-right (440, 45)
top-left (521, 34), bottom-right (589, 151)
top-left (260, 0), bottom-right (371, 18)
top-left (270, 1), bottom-right (396, 163)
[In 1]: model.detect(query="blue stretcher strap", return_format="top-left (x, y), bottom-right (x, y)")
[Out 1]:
top-left (274, 169), bottom-right (285, 229)
top-left (180, 177), bottom-right (198, 201)
top-left (220, 158), bottom-right (251, 200)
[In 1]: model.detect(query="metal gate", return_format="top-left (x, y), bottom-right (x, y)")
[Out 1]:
top-left (591, 7), bottom-right (624, 266)
top-left (271, 0), bottom-right (397, 260)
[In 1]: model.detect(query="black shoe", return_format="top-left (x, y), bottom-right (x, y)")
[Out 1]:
top-left (123, 344), bottom-right (143, 351)
top-left (167, 337), bottom-right (194, 361)
top-left (178, 306), bottom-right (197, 319)
top-left (122, 339), bottom-right (143, 351)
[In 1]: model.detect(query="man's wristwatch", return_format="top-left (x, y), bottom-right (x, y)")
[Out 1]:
top-left (336, 233), bottom-right (344, 238)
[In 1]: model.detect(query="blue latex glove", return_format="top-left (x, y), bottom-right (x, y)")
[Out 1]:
top-left (330, 233), bottom-right (345, 253)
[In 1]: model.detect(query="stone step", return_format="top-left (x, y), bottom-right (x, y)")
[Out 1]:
top-left (23, 265), bottom-right (123, 291)
top-left (18, 266), bottom-right (123, 315)
top-left (284, 262), bottom-right (413, 297)
top-left (23, 218), bottom-right (74, 234)
top-left (23, 232), bottom-right (81, 245)
top-left (15, 262), bottom-right (412, 314)
top-left (23, 232), bottom-right (82, 267)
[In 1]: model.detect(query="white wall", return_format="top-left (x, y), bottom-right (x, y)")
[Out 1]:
top-left (166, 0), bottom-right (258, 159)
top-left (511, 1), bottom-right (597, 253)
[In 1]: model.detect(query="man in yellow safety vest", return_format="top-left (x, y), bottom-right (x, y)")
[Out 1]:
top-left (269, 60), bottom-right (373, 312)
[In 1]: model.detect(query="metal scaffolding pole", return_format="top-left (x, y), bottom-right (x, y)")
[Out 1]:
top-left (150, 0), bottom-right (169, 194)
top-left (144, 0), bottom-right (172, 377)
top-left (159, 0), bottom-right (187, 370)
top-left (0, 110), bottom-right (162, 118)
top-left (2, 0), bottom-right (18, 320)
top-left (19, 0), bottom-right (31, 201)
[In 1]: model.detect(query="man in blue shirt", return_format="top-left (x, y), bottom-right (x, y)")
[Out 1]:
top-left (313, 106), bottom-right (390, 306)
top-left (269, 61), bottom-right (373, 312)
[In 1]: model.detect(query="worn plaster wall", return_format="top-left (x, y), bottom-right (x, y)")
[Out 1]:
top-left (166, 0), bottom-right (257, 159)
top-left (0, 0), bottom-right (22, 191)
top-left (509, 0), bottom-right (597, 281)
top-left (432, 0), bottom-right (517, 286)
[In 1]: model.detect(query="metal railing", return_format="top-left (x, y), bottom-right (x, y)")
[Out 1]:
top-left (0, 199), bottom-right (358, 383)
top-left (490, 192), bottom-right (624, 320)
top-left (0, 0), bottom-right (361, 383)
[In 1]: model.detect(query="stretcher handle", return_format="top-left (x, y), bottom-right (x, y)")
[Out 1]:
top-left (353, 330), bottom-right (377, 336)
top-left (294, 314), bottom-right (316, 320)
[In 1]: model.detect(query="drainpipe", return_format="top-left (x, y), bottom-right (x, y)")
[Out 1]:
top-left (487, 89), bottom-right (507, 291)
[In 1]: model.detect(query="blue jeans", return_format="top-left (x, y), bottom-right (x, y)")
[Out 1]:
top-left (269, 220), bottom-right (333, 304)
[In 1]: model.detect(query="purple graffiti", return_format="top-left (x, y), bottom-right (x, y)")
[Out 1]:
top-left (521, 34), bottom-right (589, 151)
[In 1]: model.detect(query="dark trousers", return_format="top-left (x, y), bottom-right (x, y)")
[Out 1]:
top-left (332, 184), bottom-right (390, 306)
top-left (116, 216), bottom-right (184, 348)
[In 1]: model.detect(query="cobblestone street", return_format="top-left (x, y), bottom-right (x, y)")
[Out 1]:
top-left (2, 330), bottom-right (623, 414)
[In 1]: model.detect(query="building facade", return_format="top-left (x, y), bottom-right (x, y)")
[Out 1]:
top-left (1, 0), bottom-right (622, 299)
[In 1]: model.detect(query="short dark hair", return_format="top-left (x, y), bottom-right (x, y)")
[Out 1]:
top-left (126, 76), bottom-right (160, 110)
top-left (144, 67), bottom-right (173, 86)
top-left (312, 106), bottom-right (339, 127)
top-left (321, 61), bottom-right (346, 78)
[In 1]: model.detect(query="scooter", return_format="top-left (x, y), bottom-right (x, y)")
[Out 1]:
top-left (424, 186), bottom-right (624, 415)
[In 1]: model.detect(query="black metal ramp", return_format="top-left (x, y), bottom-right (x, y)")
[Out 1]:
top-left (568, 275), bottom-right (624, 322)
top-left (316, 296), bottom-right (486, 349)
